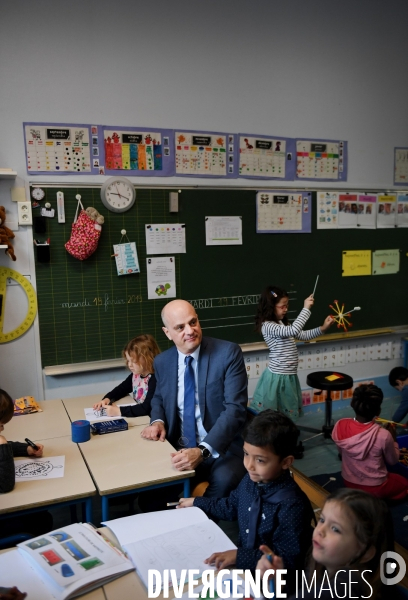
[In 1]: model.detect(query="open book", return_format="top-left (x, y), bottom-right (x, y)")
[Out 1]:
top-left (103, 507), bottom-right (237, 590)
top-left (0, 523), bottom-right (134, 600)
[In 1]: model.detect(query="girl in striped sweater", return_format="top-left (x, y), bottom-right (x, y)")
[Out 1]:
top-left (249, 285), bottom-right (333, 420)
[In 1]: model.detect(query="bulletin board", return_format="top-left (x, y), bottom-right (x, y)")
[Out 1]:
top-left (33, 186), bottom-right (408, 368)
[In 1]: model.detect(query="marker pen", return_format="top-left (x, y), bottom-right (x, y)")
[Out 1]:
top-left (25, 438), bottom-right (39, 451)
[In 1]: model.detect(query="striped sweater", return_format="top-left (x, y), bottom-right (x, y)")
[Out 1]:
top-left (262, 308), bottom-right (322, 374)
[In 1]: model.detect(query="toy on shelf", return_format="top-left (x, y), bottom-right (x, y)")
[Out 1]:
top-left (0, 205), bottom-right (16, 261)
top-left (329, 300), bottom-right (361, 332)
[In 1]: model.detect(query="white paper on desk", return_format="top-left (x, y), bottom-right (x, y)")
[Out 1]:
top-left (0, 550), bottom-right (53, 599)
top-left (103, 506), bottom-right (209, 547)
top-left (14, 455), bottom-right (65, 481)
top-left (124, 520), bottom-right (236, 589)
top-left (84, 406), bottom-right (132, 422)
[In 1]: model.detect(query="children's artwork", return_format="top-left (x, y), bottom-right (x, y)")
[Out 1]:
top-left (205, 216), bottom-right (242, 245)
top-left (394, 147), bottom-right (408, 185)
top-left (397, 193), bottom-right (408, 227)
top-left (377, 194), bottom-right (397, 228)
top-left (14, 456), bottom-right (65, 481)
top-left (24, 123), bottom-right (101, 175)
top-left (83, 406), bottom-right (132, 422)
top-left (296, 139), bottom-right (347, 181)
top-left (329, 301), bottom-right (360, 332)
top-left (238, 134), bottom-right (295, 180)
top-left (103, 126), bottom-right (174, 176)
top-left (372, 249), bottom-right (400, 275)
top-left (146, 257), bottom-right (176, 300)
top-left (145, 224), bottom-right (186, 254)
top-left (113, 242), bottom-right (140, 275)
top-left (338, 193), bottom-right (377, 229)
top-left (256, 190), bottom-right (312, 233)
top-left (175, 131), bottom-right (235, 177)
top-left (316, 191), bottom-right (339, 229)
top-left (14, 395), bottom-right (42, 415)
top-left (342, 250), bottom-right (371, 276)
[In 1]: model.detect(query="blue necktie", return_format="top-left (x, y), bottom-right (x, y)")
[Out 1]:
top-left (183, 355), bottom-right (196, 448)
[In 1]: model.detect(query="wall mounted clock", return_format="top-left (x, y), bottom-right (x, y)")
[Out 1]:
top-left (100, 177), bottom-right (136, 213)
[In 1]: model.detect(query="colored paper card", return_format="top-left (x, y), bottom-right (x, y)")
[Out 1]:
top-left (103, 126), bottom-right (174, 176)
top-left (377, 193), bottom-right (397, 228)
top-left (397, 193), bottom-right (408, 227)
top-left (145, 224), bottom-right (186, 254)
top-left (175, 130), bottom-right (236, 178)
top-left (113, 242), bottom-right (140, 276)
top-left (394, 147), bottom-right (408, 185)
top-left (146, 256), bottom-right (176, 300)
top-left (296, 139), bottom-right (348, 181)
top-left (24, 122), bottom-right (102, 175)
top-left (372, 249), bottom-right (400, 275)
top-left (342, 250), bottom-right (371, 276)
top-left (338, 193), bottom-right (377, 229)
top-left (256, 190), bottom-right (312, 233)
top-left (205, 216), bottom-right (242, 245)
top-left (316, 191), bottom-right (339, 229)
top-left (238, 134), bottom-right (296, 180)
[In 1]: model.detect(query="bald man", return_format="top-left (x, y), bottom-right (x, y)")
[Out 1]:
top-left (141, 299), bottom-right (248, 500)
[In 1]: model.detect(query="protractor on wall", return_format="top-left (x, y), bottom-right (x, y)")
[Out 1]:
top-left (0, 267), bottom-right (37, 343)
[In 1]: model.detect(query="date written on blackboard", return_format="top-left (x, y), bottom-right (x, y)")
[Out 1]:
top-left (189, 294), bottom-right (259, 310)
top-left (61, 293), bottom-right (142, 311)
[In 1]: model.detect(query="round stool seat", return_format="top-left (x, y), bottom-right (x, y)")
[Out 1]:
top-left (306, 371), bottom-right (353, 392)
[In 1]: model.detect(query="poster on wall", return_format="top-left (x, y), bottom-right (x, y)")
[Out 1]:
top-left (174, 130), bottom-right (236, 178)
top-left (238, 134), bottom-right (295, 180)
top-left (394, 147), bottom-right (408, 185)
top-left (24, 122), bottom-right (103, 175)
top-left (316, 191), bottom-right (339, 229)
top-left (256, 190), bottom-right (312, 233)
top-left (296, 139), bottom-right (348, 181)
top-left (103, 126), bottom-right (174, 176)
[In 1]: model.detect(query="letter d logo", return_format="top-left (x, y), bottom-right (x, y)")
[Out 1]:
top-left (380, 551), bottom-right (406, 585)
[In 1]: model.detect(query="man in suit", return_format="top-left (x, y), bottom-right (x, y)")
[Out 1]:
top-left (141, 299), bottom-right (248, 498)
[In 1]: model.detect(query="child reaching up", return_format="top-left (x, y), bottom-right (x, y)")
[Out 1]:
top-left (249, 285), bottom-right (333, 419)
top-left (0, 388), bottom-right (44, 493)
top-left (257, 488), bottom-right (393, 599)
top-left (177, 410), bottom-right (313, 594)
top-left (93, 334), bottom-right (160, 418)
top-left (332, 384), bottom-right (408, 501)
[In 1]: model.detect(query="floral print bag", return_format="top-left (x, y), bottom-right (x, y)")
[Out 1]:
top-left (65, 198), bottom-right (102, 260)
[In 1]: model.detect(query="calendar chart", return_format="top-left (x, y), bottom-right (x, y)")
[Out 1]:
top-left (24, 124), bottom-right (92, 173)
top-left (239, 135), bottom-right (286, 178)
top-left (256, 191), bottom-right (311, 233)
top-left (394, 148), bottom-right (408, 185)
top-left (296, 139), bottom-right (347, 181)
top-left (175, 131), bottom-right (235, 177)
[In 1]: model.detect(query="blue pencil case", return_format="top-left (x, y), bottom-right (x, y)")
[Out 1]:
top-left (90, 419), bottom-right (128, 435)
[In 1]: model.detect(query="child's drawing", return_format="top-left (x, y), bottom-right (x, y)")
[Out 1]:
top-left (14, 455), bottom-right (65, 481)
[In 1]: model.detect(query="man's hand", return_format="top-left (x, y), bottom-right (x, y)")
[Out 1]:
top-left (170, 448), bottom-right (202, 470)
top-left (141, 422), bottom-right (166, 441)
top-left (27, 443), bottom-right (44, 457)
top-left (177, 497), bottom-right (195, 508)
top-left (204, 549), bottom-right (237, 569)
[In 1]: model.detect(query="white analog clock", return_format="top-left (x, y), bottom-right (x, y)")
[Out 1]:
top-left (31, 187), bottom-right (45, 201)
top-left (100, 177), bottom-right (136, 213)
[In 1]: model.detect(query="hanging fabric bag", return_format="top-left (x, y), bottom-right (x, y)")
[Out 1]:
top-left (65, 197), bottom-right (102, 260)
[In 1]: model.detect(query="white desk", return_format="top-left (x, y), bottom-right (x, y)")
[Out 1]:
top-left (62, 394), bottom-right (150, 427)
top-left (0, 436), bottom-right (96, 523)
top-left (5, 399), bottom-right (72, 441)
top-left (78, 425), bottom-right (194, 520)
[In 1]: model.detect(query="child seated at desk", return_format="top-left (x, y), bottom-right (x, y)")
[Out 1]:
top-left (332, 384), bottom-right (408, 501)
top-left (0, 388), bottom-right (43, 494)
top-left (389, 366), bottom-right (408, 425)
top-left (178, 410), bottom-right (313, 593)
top-left (93, 334), bottom-right (160, 418)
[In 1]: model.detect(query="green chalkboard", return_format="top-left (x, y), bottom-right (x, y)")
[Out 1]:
top-left (34, 187), bottom-right (408, 367)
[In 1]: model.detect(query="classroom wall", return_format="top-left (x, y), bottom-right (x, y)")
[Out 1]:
top-left (0, 0), bottom-right (407, 399)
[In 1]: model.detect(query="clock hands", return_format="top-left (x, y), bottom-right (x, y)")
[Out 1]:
top-left (109, 192), bottom-right (131, 199)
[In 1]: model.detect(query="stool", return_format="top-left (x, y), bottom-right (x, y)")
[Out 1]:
top-left (304, 371), bottom-right (353, 438)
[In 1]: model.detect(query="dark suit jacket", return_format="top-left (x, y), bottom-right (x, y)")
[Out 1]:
top-left (150, 336), bottom-right (248, 457)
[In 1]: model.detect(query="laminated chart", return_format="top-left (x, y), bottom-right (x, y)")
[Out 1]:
top-left (394, 147), bottom-right (408, 185)
top-left (256, 190), bottom-right (312, 233)
top-left (316, 191), bottom-right (339, 229)
top-left (174, 131), bottom-right (235, 177)
top-left (103, 126), bottom-right (174, 176)
top-left (296, 139), bottom-right (347, 181)
top-left (24, 123), bottom-right (97, 174)
top-left (238, 134), bottom-right (295, 179)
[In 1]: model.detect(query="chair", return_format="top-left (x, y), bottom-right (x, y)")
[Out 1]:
top-left (304, 371), bottom-right (353, 438)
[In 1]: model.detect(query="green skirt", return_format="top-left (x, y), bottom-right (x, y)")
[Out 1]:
top-left (248, 369), bottom-right (303, 421)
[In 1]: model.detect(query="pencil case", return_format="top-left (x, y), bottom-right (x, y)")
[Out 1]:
top-left (90, 419), bottom-right (128, 435)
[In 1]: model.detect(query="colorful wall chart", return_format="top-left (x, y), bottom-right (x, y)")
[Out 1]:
top-left (238, 134), bottom-right (295, 180)
top-left (316, 191), bottom-right (339, 228)
top-left (103, 126), bottom-right (174, 176)
top-left (394, 147), bottom-right (408, 185)
top-left (296, 139), bottom-right (347, 181)
top-left (24, 123), bottom-right (102, 175)
top-left (256, 190), bottom-right (312, 233)
top-left (174, 130), bottom-right (235, 177)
